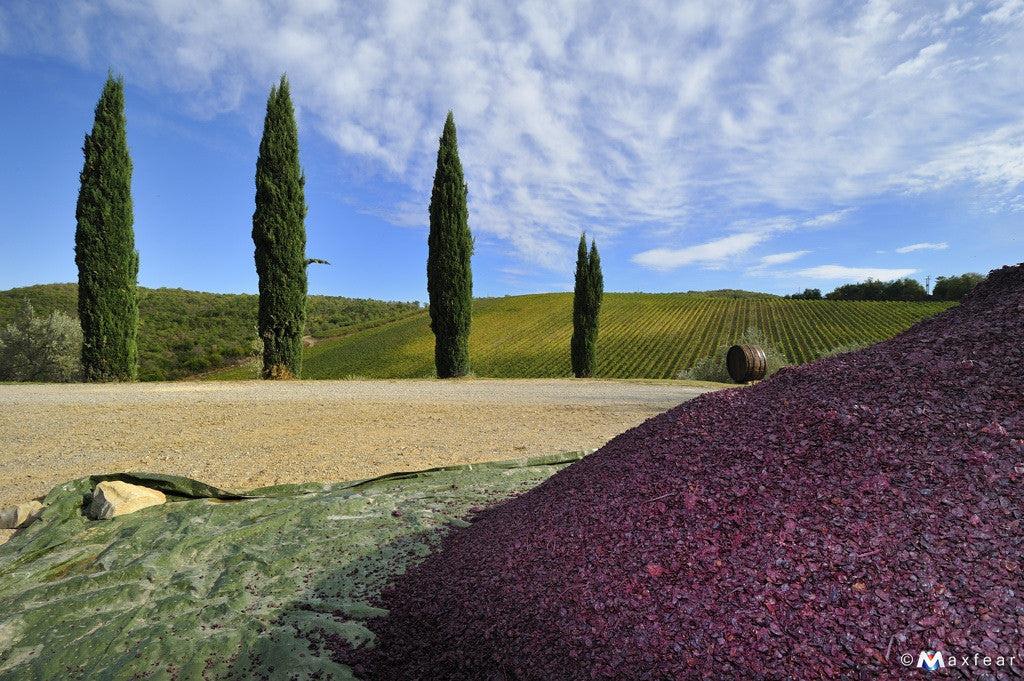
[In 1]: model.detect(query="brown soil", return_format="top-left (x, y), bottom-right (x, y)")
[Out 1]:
top-left (0, 379), bottom-right (717, 544)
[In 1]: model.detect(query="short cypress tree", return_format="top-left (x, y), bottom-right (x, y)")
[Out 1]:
top-left (427, 111), bottom-right (473, 378)
top-left (571, 233), bottom-right (603, 377)
top-left (585, 237), bottom-right (604, 369)
top-left (252, 75), bottom-right (308, 379)
top-left (74, 72), bottom-right (139, 382)
top-left (571, 233), bottom-right (589, 377)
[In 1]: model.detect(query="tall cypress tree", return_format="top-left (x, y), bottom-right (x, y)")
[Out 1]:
top-left (252, 75), bottom-right (307, 379)
top-left (427, 111), bottom-right (473, 378)
top-left (74, 72), bottom-right (139, 382)
top-left (571, 233), bottom-right (603, 378)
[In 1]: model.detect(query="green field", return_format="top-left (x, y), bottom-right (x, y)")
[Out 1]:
top-left (212, 292), bottom-right (954, 380)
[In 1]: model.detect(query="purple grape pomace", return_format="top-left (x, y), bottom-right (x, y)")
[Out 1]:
top-left (336, 263), bottom-right (1024, 680)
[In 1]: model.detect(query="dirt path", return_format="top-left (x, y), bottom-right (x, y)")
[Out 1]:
top-left (0, 379), bottom-right (718, 515)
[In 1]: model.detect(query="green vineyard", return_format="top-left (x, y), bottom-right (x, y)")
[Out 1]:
top-left (278, 292), bottom-right (954, 381)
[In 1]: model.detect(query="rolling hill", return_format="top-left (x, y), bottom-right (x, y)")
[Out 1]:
top-left (2, 285), bottom-right (954, 381)
top-left (213, 292), bottom-right (955, 380)
top-left (0, 284), bottom-right (421, 380)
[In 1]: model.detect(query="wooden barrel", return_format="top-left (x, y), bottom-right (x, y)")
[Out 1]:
top-left (726, 344), bottom-right (767, 383)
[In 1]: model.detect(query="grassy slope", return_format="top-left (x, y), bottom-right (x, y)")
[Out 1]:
top-left (290, 292), bottom-right (955, 380)
top-left (0, 284), bottom-right (420, 380)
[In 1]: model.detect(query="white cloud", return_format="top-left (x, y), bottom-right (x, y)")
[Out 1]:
top-left (943, 2), bottom-right (975, 23)
top-left (746, 249), bottom-right (812, 276)
top-left (632, 232), bottom-right (768, 271)
top-left (803, 209), bottom-right (854, 227)
top-left (759, 250), bottom-right (811, 266)
top-left (901, 123), bottom-right (1024, 193)
top-left (885, 41), bottom-right (948, 79)
top-left (797, 265), bottom-right (917, 280)
top-left (2, 0), bottom-right (1022, 275)
top-left (983, 0), bottom-right (1024, 24)
top-left (895, 241), bottom-right (949, 253)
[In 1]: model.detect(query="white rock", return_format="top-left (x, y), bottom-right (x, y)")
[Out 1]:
top-left (88, 481), bottom-right (166, 520)
top-left (0, 500), bottom-right (44, 529)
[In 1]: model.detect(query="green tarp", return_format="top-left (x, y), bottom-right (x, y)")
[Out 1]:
top-left (0, 452), bottom-right (586, 680)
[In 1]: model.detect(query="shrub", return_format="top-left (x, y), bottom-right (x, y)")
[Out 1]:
top-left (679, 327), bottom-right (789, 382)
top-left (817, 340), bottom-right (871, 359)
top-left (0, 300), bottom-right (82, 382)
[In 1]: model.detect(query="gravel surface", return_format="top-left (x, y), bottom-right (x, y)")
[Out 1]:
top-left (0, 379), bottom-right (716, 536)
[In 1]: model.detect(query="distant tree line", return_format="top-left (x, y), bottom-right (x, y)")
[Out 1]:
top-left (788, 288), bottom-right (823, 300)
top-left (931, 273), bottom-right (986, 301)
top-left (786, 273), bottom-right (984, 302)
top-left (827, 278), bottom-right (928, 301)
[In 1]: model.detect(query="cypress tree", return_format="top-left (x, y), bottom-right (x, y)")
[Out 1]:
top-left (571, 233), bottom-right (589, 377)
top-left (252, 75), bottom-right (308, 379)
top-left (585, 238), bottom-right (604, 372)
top-left (571, 233), bottom-right (603, 378)
top-left (427, 111), bottom-right (473, 378)
top-left (74, 72), bottom-right (139, 382)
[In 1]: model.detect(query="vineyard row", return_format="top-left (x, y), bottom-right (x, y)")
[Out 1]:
top-left (297, 293), bottom-right (955, 380)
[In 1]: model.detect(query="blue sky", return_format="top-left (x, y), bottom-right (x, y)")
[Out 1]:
top-left (1, 1), bottom-right (1022, 302)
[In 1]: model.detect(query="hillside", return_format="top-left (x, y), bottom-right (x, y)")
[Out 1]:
top-left (2, 286), bottom-right (955, 381)
top-left (210, 292), bottom-right (953, 380)
top-left (0, 284), bottom-right (421, 380)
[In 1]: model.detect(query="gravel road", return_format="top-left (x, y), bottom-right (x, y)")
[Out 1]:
top-left (0, 379), bottom-right (718, 516)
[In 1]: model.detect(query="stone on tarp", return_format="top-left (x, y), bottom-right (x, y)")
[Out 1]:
top-left (89, 481), bottom-right (166, 520)
top-left (0, 500), bottom-right (44, 529)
